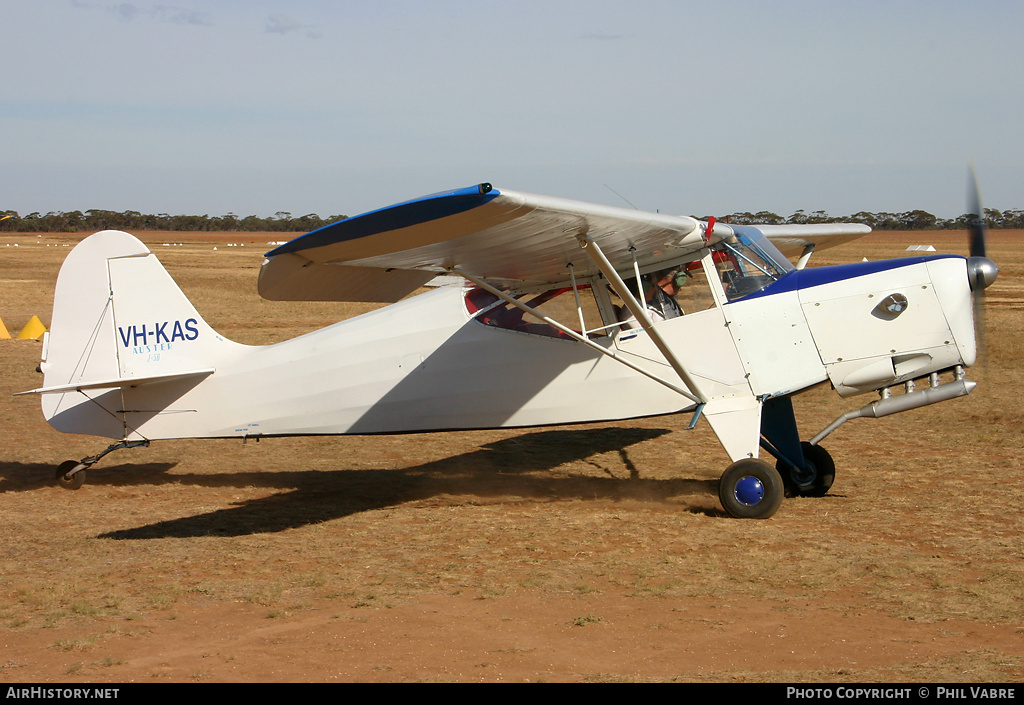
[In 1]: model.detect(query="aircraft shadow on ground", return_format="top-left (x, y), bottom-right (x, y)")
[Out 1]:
top-left (0, 461), bottom-right (179, 492)
top-left (69, 426), bottom-right (722, 539)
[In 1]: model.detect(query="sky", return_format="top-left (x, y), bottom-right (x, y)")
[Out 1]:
top-left (2, 0), bottom-right (1022, 220)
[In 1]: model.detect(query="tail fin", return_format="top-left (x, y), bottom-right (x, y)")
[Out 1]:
top-left (30, 230), bottom-right (228, 438)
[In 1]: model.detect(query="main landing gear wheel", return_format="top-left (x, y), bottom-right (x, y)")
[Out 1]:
top-left (55, 460), bottom-right (86, 490)
top-left (719, 458), bottom-right (784, 519)
top-left (777, 442), bottom-right (835, 498)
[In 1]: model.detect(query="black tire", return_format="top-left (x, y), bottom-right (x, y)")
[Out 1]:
top-left (777, 442), bottom-right (835, 497)
top-left (719, 458), bottom-right (784, 519)
top-left (801, 443), bottom-right (835, 496)
top-left (55, 460), bottom-right (86, 490)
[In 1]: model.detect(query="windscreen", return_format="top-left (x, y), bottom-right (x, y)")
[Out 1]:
top-left (713, 232), bottom-right (792, 301)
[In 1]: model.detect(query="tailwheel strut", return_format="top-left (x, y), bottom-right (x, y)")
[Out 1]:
top-left (54, 440), bottom-right (150, 490)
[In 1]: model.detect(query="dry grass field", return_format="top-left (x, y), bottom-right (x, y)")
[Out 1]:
top-left (0, 228), bottom-right (1021, 683)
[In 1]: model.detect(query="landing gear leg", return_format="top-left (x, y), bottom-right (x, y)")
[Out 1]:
top-left (777, 442), bottom-right (835, 497)
top-left (54, 440), bottom-right (150, 490)
top-left (760, 396), bottom-right (836, 498)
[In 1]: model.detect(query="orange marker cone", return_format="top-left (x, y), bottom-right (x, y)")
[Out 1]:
top-left (17, 315), bottom-right (47, 340)
top-left (0, 318), bottom-right (10, 339)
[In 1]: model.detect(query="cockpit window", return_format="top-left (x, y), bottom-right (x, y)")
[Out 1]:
top-left (713, 233), bottom-right (791, 301)
top-left (465, 285), bottom-right (606, 340)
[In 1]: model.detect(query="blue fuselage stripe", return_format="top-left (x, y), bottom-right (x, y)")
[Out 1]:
top-left (733, 254), bottom-right (963, 301)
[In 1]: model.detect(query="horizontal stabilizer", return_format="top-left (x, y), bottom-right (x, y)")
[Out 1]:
top-left (18, 368), bottom-right (215, 396)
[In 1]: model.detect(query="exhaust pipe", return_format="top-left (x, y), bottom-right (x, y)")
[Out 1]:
top-left (810, 373), bottom-right (976, 445)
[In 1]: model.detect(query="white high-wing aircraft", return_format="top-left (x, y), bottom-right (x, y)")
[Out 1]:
top-left (21, 183), bottom-right (999, 518)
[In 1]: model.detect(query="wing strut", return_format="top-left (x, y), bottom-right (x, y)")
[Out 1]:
top-left (452, 267), bottom-right (703, 405)
top-left (576, 234), bottom-right (707, 404)
top-left (796, 243), bottom-right (815, 270)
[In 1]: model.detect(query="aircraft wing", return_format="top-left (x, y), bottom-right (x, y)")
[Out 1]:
top-left (749, 223), bottom-right (872, 259)
top-left (258, 184), bottom-right (711, 302)
top-left (257, 183), bottom-right (873, 302)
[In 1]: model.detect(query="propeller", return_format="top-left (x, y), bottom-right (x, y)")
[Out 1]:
top-left (965, 165), bottom-right (999, 363)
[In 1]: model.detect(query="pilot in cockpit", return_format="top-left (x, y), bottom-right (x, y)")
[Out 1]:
top-left (617, 266), bottom-right (686, 329)
top-left (646, 267), bottom-right (685, 320)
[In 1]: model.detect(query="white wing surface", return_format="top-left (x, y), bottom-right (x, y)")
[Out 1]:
top-left (258, 184), bottom-right (710, 302)
top-left (744, 223), bottom-right (872, 259)
top-left (257, 184), bottom-right (872, 302)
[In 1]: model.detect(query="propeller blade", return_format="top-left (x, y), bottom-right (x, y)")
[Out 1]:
top-left (965, 164), bottom-right (997, 366)
top-left (973, 275), bottom-right (986, 364)
top-left (967, 164), bottom-right (986, 259)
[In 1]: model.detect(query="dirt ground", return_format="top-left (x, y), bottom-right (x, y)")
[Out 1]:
top-left (0, 228), bottom-right (1022, 683)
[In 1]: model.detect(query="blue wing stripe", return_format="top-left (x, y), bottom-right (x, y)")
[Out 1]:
top-left (266, 183), bottom-right (498, 257)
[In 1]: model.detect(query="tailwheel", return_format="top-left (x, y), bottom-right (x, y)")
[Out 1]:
top-left (719, 458), bottom-right (784, 519)
top-left (55, 460), bottom-right (87, 490)
top-left (777, 442), bottom-right (835, 498)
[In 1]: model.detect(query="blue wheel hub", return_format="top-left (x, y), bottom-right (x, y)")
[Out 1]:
top-left (733, 475), bottom-right (765, 506)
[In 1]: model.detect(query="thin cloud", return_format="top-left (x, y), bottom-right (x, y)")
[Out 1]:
top-left (103, 3), bottom-right (212, 26)
top-left (151, 5), bottom-right (213, 26)
top-left (265, 14), bottom-right (321, 39)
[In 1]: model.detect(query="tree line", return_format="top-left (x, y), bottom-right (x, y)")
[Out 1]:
top-left (1, 207), bottom-right (1022, 233)
top-left (710, 208), bottom-right (1024, 230)
top-left (0, 210), bottom-right (345, 233)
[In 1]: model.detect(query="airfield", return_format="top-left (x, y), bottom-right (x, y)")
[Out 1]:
top-left (0, 228), bottom-right (1021, 683)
